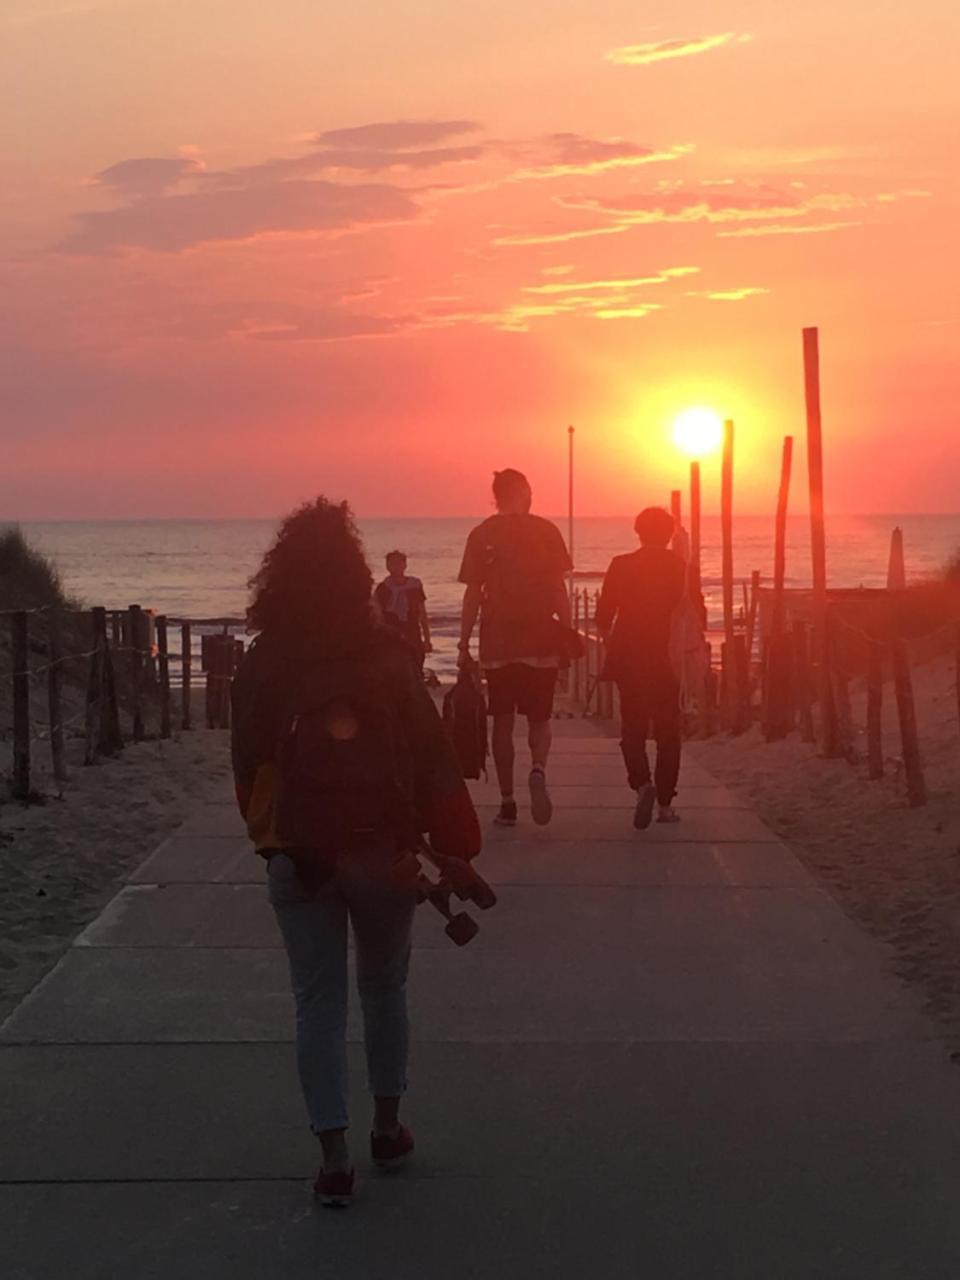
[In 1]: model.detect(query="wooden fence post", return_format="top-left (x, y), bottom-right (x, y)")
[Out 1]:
top-left (828, 612), bottom-right (857, 763)
top-left (721, 418), bottom-right (737, 730)
top-left (891, 638), bottom-right (925, 806)
top-left (793, 620), bottom-right (815, 743)
top-left (11, 611), bottom-right (31, 800)
top-left (84, 611), bottom-right (104, 766)
top-left (100, 608), bottom-right (123, 756)
top-left (46, 607), bottom-right (68, 787)
top-left (689, 460), bottom-right (702, 601)
top-left (803, 326), bottom-right (838, 757)
top-left (181, 623), bottom-right (192, 730)
top-left (670, 489), bottom-right (683, 553)
top-left (156, 616), bottom-right (171, 739)
top-left (887, 527), bottom-right (906, 590)
top-left (745, 569), bottom-right (760, 668)
top-left (128, 604), bottom-right (144, 741)
top-left (866, 639), bottom-right (883, 779)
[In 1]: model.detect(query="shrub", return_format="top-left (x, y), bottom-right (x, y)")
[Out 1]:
top-left (0, 527), bottom-right (69, 612)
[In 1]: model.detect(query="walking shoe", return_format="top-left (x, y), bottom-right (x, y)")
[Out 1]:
top-left (657, 806), bottom-right (681, 824)
top-left (371, 1124), bottom-right (415, 1169)
top-left (633, 784), bottom-right (657, 831)
top-left (529, 767), bottom-right (553, 826)
top-left (313, 1168), bottom-right (355, 1208)
top-left (493, 799), bottom-right (518, 827)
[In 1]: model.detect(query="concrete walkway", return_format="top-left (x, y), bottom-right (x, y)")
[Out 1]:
top-left (3, 719), bottom-right (960, 1278)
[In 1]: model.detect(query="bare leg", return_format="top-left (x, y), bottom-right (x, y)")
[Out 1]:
top-left (492, 712), bottom-right (516, 798)
top-left (528, 718), bottom-right (552, 770)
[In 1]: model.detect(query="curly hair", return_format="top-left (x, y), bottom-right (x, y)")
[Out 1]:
top-left (247, 497), bottom-right (375, 643)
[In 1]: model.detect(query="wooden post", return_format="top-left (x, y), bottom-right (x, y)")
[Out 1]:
top-left (793, 619), bottom-right (815, 743)
top-left (99, 608), bottom-right (123, 756)
top-left (128, 605), bottom-right (144, 741)
top-left (181, 623), bottom-right (192, 730)
top-left (745, 569), bottom-right (761, 666)
top-left (891, 638), bottom-right (926, 806)
top-left (773, 436), bottom-right (793, 637)
top-left (887, 527), bottom-right (906, 590)
top-left (670, 489), bottom-right (682, 555)
top-left (46, 608), bottom-right (68, 787)
top-left (803, 327), bottom-right (837, 756)
top-left (84, 611), bottom-right (104, 766)
top-left (721, 418), bottom-right (737, 728)
top-left (11, 611), bottom-right (31, 800)
top-left (156, 616), bottom-right (172, 739)
top-left (828, 611), bottom-right (857, 763)
top-left (689, 460), bottom-right (702, 599)
top-left (866, 640), bottom-right (883, 779)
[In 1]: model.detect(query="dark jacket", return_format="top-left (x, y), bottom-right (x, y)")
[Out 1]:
top-left (231, 627), bottom-right (481, 861)
top-left (595, 546), bottom-right (686, 684)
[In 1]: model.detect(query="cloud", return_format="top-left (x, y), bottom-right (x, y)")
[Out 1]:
top-left (219, 144), bottom-right (484, 185)
top-left (95, 155), bottom-right (204, 197)
top-left (606, 33), bottom-right (750, 66)
top-left (513, 135), bottom-right (691, 180)
top-left (492, 224), bottom-right (630, 247)
top-left (524, 266), bottom-right (699, 295)
top-left (689, 287), bottom-right (770, 300)
top-left (716, 221), bottom-right (863, 238)
top-left (312, 120), bottom-right (481, 150)
top-left (58, 179), bottom-right (419, 253)
top-left (560, 184), bottom-right (860, 227)
top-left (157, 300), bottom-right (416, 343)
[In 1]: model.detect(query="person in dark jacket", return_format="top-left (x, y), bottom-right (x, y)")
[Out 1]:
top-left (596, 507), bottom-right (686, 830)
top-left (231, 498), bottom-right (481, 1207)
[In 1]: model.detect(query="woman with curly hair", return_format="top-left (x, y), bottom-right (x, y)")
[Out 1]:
top-left (231, 498), bottom-right (481, 1207)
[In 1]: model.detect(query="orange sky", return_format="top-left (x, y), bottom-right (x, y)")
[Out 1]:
top-left (2, 0), bottom-right (958, 518)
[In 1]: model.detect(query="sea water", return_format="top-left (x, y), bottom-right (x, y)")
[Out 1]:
top-left (16, 515), bottom-right (960, 677)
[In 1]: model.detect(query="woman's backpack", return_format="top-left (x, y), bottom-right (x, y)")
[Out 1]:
top-left (442, 667), bottom-right (488, 780)
top-left (274, 656), bottom-right (416, 853)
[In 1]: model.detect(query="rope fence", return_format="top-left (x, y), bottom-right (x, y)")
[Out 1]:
top-left (2, 605), bottom-right (249, 803)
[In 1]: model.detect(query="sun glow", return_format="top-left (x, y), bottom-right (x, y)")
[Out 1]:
top-left (671, 407), bottom-right (724, 456)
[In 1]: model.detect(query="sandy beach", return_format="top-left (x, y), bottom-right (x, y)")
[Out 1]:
top-left (692, 647), bottom-right (960, 1050)
top-left (0, 725), bottom-right (232, 1023)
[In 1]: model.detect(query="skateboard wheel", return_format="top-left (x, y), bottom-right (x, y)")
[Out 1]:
top-left (445, 913), bottom-right (479, 947)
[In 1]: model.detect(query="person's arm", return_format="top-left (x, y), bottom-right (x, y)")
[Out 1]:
top-left (458, 584), bottom-right (482, 665)
top-left (595, 560), bottom-right (620, 639)
top-left (419, 600), bottom-right (432, 651)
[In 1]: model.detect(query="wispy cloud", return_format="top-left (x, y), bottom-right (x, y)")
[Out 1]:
top-left (312, 120), bottom-right (481, 150)
top-left (606, 33), bottom-right (750, 66)
top-left (689, 287), bottom-right (770, 301)
top-left (524, 267), bottom-right (699, 295)
top-left (716, 221), bottom-right (863, 238)
top-left (513, 135), bottom-right (691, 180)
top-left (58, 179), bottom-right (419, 254)
top-left (158, 300), bottom-right (416, 343)
top-left (96, 155), bottom-right (205, 198)
top-left (492, 224), bottom-right (630, 247)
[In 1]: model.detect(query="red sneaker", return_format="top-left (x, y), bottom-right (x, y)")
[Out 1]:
top-left (371, 1124), bottom-right (415, 1169)
top-left (313, 1168), bottom-right (354, 1208)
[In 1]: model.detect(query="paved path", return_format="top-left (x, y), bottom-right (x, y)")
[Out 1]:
top-left (4, 720), bottom-right (960, 1278)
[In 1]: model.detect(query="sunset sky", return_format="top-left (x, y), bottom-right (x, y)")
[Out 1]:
top-left (3, 0), bottom-right (958, 518)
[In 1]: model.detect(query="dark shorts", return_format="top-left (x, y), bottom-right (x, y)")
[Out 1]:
top-left (485, 664), bottom-right (557, 721)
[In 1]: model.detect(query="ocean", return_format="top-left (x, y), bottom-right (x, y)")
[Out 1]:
top-left (17, 515), bottom-right (960, 677)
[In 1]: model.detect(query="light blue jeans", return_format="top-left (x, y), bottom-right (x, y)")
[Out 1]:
top-left (267, 848), bottom-right (417, 1133)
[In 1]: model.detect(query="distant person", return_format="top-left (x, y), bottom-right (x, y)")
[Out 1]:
top-left (375, 550), bottom-right (432, 670)
top-left (231, 498), bottom-right (481, 1208)
top-left (596, 507), bottom-right (686, 829)
top-left (457, 468), bottom-right (573, 826)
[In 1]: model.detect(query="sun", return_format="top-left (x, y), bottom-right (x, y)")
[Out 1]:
top-left (671, 407), bottom-right (724, 457)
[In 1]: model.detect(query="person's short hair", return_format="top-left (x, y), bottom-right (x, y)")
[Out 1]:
top-left (385, 549), bottom-right (406, 567)
top-left (633, 507), bottom-right (675, 547)
top-left (492, 468), bottom-right (530, 507)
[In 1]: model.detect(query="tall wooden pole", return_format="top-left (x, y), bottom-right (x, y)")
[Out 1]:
top-left (887, 527), bottom-right (906, 590)
top-left (773, 436), bottom-right (794, 636)
top-left (12, 611), bottom-right (31, 801)
top-left (567, 425), bottom-right (575, 602)
top-left (690, 460), bottom-right (702, 596)
top-left (721, 418), bottom-right (737, 728)
top-left (803, 327), bottom-right (837, 756)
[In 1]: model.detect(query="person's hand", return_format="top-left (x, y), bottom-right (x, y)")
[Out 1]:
top-left (456, 646), bottom-right (472, 670)
top-left (423, 641), bottom-right (434, 654)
